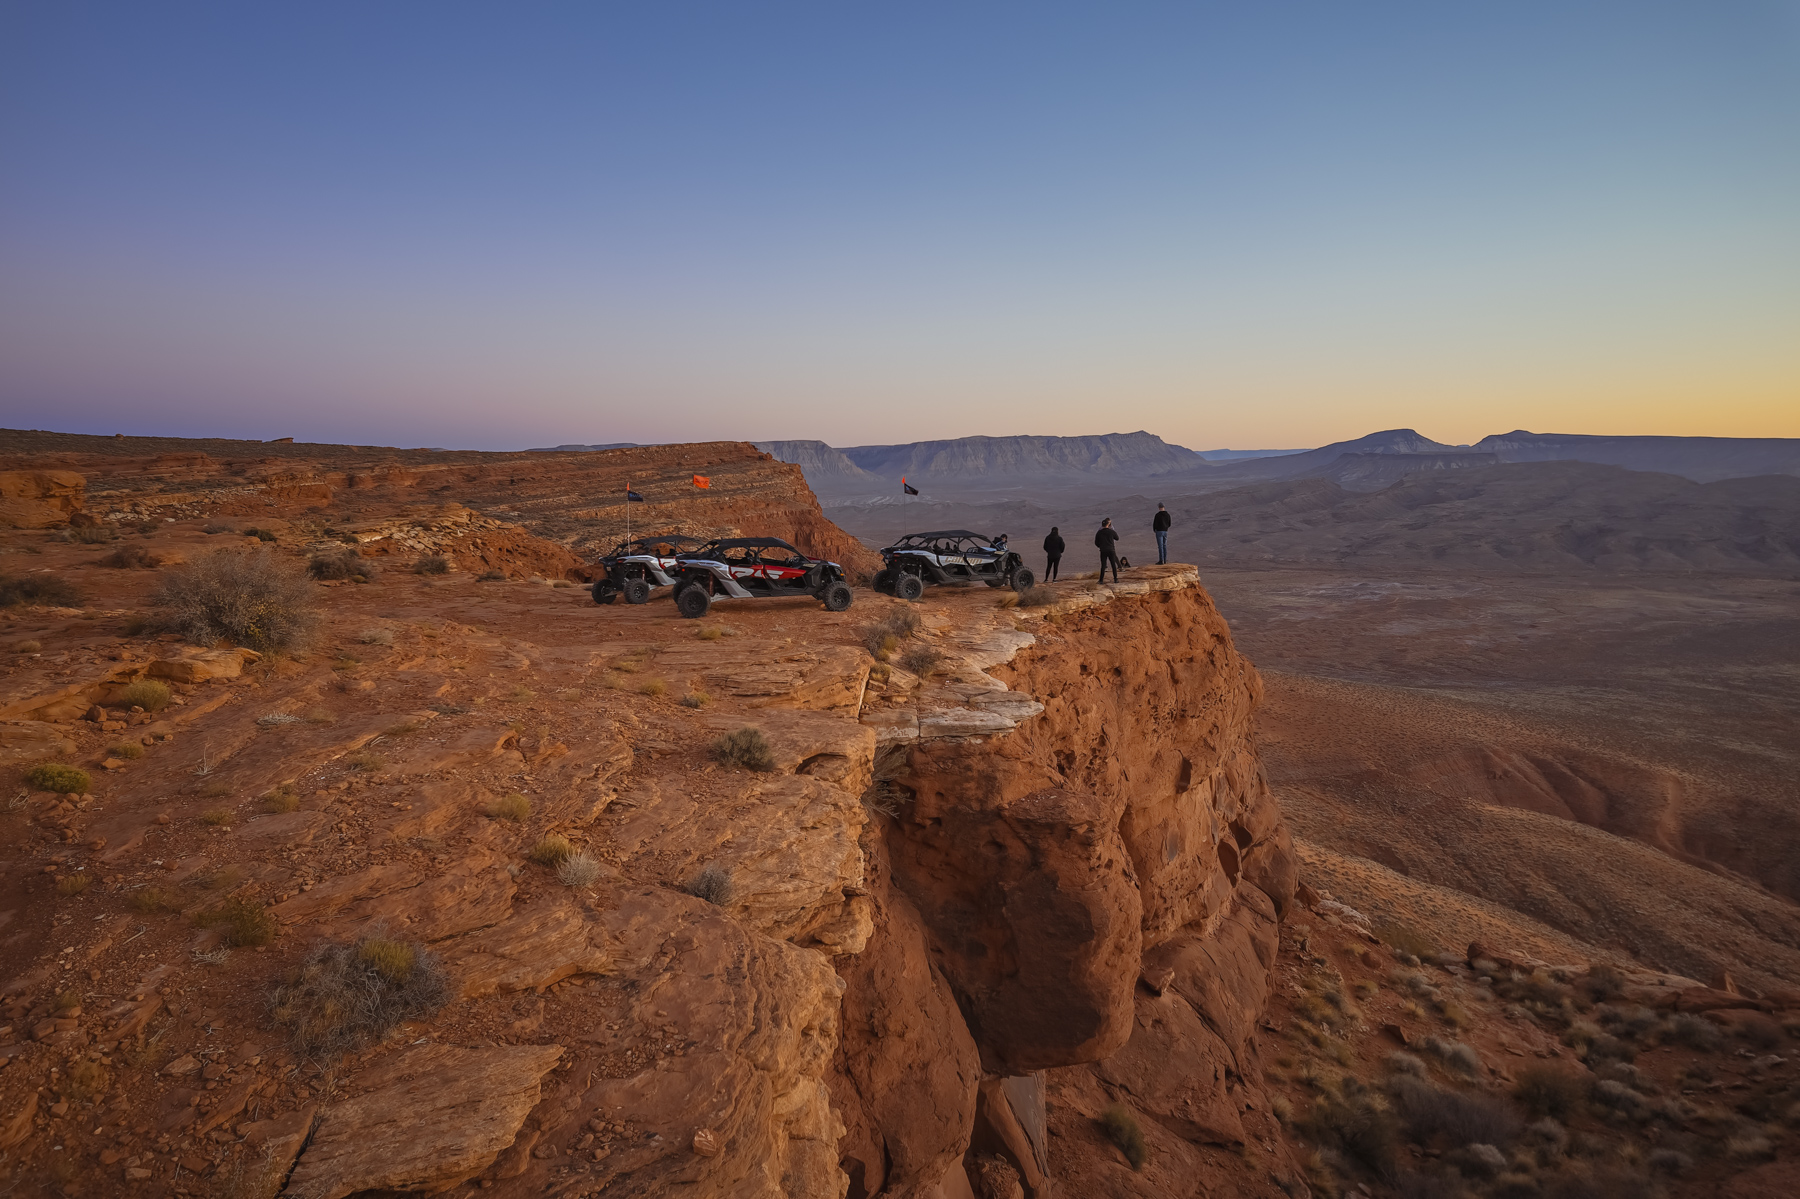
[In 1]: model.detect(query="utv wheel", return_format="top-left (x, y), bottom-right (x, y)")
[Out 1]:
top-left (821, 582), bottom-right (853, 612)
top-left (592, 583), bottom-right (617, 605)
top-left (675, 585), bottom-right (711, 619)
top-left (1010, 569), bottom-right (1035, 592)
top-left (623, 578), bottom-right (652, 605)
top-left (895, 573), bottom-right (925, 602)
top-left (872, 569), bottom-right (894, 594)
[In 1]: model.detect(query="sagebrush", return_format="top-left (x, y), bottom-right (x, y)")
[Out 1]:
top-left (269, 935), bottom-right (448, 1058)
top-left (0, 573), bottom-right (81, 608)
top-left (153, 549), bottom-right (318, 651)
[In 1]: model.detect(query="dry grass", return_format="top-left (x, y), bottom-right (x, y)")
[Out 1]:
top-left (262, 787), bottom-right (300, 813)
top-left (487, 792), bottom-right (531, 821)
top-left (109, 741), bottom-right (145, 760)
top-left (697, 626), bottom-right (724, 641)
top-left (637, 677), bottom-right (668, 697)
top-left (195, 897), bottom-right (277, 946)
top-left (269, 935), bottom-right (448, 1059)
top-left (358, 625), bottom-right (394, 645)
top-left (152, 549), bottom-right (318, 651)
top-left (345, 751), bottom-right (383, 772)
top-left (678, 690), bottom-right (710, 708)
top-left (529, 834), bottom-right (575, 866)
top-left (1018, 584), bottom-right (1056, 606)
top-left (712, 727), bottom-right (774, 771)
top-left (557, 853), bottom-right (601, 887)
top-left (56, 872), bottom-right (93, 896)
top-left (1100, 1104), bottom-right (1149, 1171)
top-left (0, 573), bottom-right (82, 607)
top-left (66, 1058), bottom-right (110, 1102)
top-left (196, 805), bottom-right (235, 826)
top-left (898, 643), bottom-right (944, 677)
top-left (26, 763), bottom-right (91, 794)
top-left (308, 551), bottom-right (376, 583)
top-left (1515, 1064), bottom-right (1586, 1121)
top-left (684, 865), bottom-right (732, 905)
top-left (130, 886), bottom-right (181, 914)
top-left (118, 679), bottom-right (172, 711)
top-left (413, 555), bottom-right (450, 575)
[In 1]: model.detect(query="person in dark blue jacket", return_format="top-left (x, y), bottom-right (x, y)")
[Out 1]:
top-left (1153, 503), bottom-right (1172, 564)
top-left (1042, 527), bottom-right (1065, 580)
top-left (1095, 519), bottom-right (1121, 583)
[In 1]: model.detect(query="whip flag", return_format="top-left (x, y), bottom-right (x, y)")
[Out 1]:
top-left (625, 488), bottom-right (645, 502)
top-left (692, 475), bottom-right (711, 489)
top-left (902, 478), bottom-right (919, 496)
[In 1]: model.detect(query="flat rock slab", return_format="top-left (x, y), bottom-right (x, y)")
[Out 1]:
top-left (282, 1043), bottom-right (562, 1199)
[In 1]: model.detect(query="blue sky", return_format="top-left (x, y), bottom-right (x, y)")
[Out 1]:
top-left (2, 2), bottom-right (1796, 450)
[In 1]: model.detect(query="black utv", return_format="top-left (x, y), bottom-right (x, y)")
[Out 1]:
top-left (589, 534), bottom-right (704, 605)
top-left (669, 537), bottom-right (854, 618)
top-left (872, 530), bottom-right (1034, 601)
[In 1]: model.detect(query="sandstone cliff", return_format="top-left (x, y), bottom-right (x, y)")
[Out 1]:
top-left (0, 439), bottom-right (1299, 1198)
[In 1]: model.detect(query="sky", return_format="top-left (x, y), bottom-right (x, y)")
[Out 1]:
top-left (2, 2), bottom-right (1796, 452)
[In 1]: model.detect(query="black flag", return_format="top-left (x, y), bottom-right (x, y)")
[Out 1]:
top-left (625, 488), bottom-right (645, 502)
top-left (902, 478), bottom-right (919, 496)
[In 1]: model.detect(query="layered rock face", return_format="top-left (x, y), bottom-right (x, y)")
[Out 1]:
top-left (834, 568), bottom-right (1301, 1197)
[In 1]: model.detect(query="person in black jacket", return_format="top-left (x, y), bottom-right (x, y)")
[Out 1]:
top-left (1153, 503), bottom-right (1172, 564)
top-left (1095, 518), bottom-right (1121, 582)
top-left (1042, 527), bottom-right (1065, 581)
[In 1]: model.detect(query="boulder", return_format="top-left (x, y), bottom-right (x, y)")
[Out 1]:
top-left (0, 470), bottom-right (85, 528)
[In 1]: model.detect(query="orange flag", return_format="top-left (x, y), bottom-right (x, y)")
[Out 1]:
top-left (692, 474), bottom-right (711, 489)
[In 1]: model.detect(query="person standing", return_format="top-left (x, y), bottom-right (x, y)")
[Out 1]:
top-left (1041, 527), bottom-right (1065, 580)
top-left (1095, 518), bottom-right (1121, 583)
top-left (1153, 503), bottom-right (1172, 565)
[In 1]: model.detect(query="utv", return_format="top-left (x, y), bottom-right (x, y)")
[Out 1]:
top-left (590, 534), bottom-right (705, 605)
top-left (669, 538), bottom-right (854, 618)
top-left (873, 530), bottom-right (1034, 601)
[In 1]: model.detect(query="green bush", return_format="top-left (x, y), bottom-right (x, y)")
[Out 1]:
top-left (25, 763), bottom-right (90, 794)
top-left (118, 679), bottom-right (172, 712)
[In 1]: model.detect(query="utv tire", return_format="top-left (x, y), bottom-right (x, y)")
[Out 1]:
top-left (675, 585), bottom-right (711, 619)
top-left (592, 583), bottom-right (617, 605)
top-left (623, 578), bottom-right (652, 605)
top-left (895, 573), bottom-right (925, 602)
top-left (872, 569), bottom-right (894, 594)
top-left (821, 581), bottom-right (853, 612)
top-left (1010, 569), bottom-right (1035, 592)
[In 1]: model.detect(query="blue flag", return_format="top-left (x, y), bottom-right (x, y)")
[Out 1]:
top-left (625, 489), bottom-right (645, 502)
top-left (902, 478), bottom-right (919, 496)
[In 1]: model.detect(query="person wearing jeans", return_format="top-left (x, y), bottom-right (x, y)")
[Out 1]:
top-left (1153, 503), bottom-right (1171, 565)
top-left (1042, 526), bottom-right (1065, 580)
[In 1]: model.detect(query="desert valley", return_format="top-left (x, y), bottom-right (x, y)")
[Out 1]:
top-left (0, 426), bottom-right (1795, 1199)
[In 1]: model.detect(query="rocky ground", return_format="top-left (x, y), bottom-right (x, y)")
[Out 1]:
top-left (4, 436), bottom-right (1799, 1199)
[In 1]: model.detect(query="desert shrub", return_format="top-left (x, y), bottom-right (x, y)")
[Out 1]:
top-left (684, 865), bottom-right (732, 905)
top-left (1387, 1052), bottom-right (1428, 1077)
top-left (1374, 921), bottom-right (1438, 961)
top-left (1387, 1075), bottom-right (1520, 1149)
top-left (712, 727), bottom-right (774, 771)
top-left (638, 677), bottom-right (668, 697)
top-left (153, 549), bottom-right (318, 651)
top-left (14, 639), bottom-right (42, 652)
top-left (529, 834), bottom-right (575, 867)
top-left (101, 544), bottom-right (160, 569)
top-left (118, 679), bottom-right (172, 712)
top-left (65, 522), bottom-right (113, 543)
top-left (130, 886), bottom-right (181, 914)
top-left (413, 555), bottom-right (450, 575)
top-left (262, 787), bottom-right (301, 813)
top-left (679, 690), bottom-right (710, 708)
top-left (269, 935), bottom-right (448, 1058)
top-left (1418, 1035), bottom-right (1483, 1077)
top-left (1667, 1012), bottom-right (1723, 1052)
top-left (898, 643), bottom-right (944, 677)
top-left (56, 872), bottom-right (93, 896)
top-left (345, 751), bottom-right (383, 772)
top-left (358, 625), bottom-right (394, 645)
top-left (25, 763), bottom-right (90, 794)
top-left (308, 550), bottom-right (375, 582)
top-left (696, 626), bottom-right (724, 641)
top-left (203, 522), bottom-right (235, 535)
top-left (1515, 1064), bottom-right (1586, 1121)
top-left (1017, 584), bottom-right (1056, 606)
top-left (477, 569), bottom-right (505, 581)
top-left (1577, 964), bottom-right (1627, 1005)
top-left (196, 897), bottom-right (277, 947)
top-left (242, 527), bottom-right (278, 543)
top-left (0, 573), bottom-right (82, 608)
top-left (1647, 1149), bottom-right (1691, 1177)
top-left (487, 792), bottom-right (531, 821)
top-left (109, 741), bottom-right (145, 760)
top-left (864, 630), bottom-right (898, 659)
top-left (1099, 1103), bottom-right (1149, 1171)
top-left (1735, 1012), bottom-right (1785, 1050)
top-left (1300, 1079), bottom-right (1398, 1178)
top-left (557, 853), bottom-right (601, 887)
top-left (1584, 1033), bottom-right (1636, 1065)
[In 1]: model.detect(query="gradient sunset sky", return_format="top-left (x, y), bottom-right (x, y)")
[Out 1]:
top-left (2, 2), bottom-right (1796, 451)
